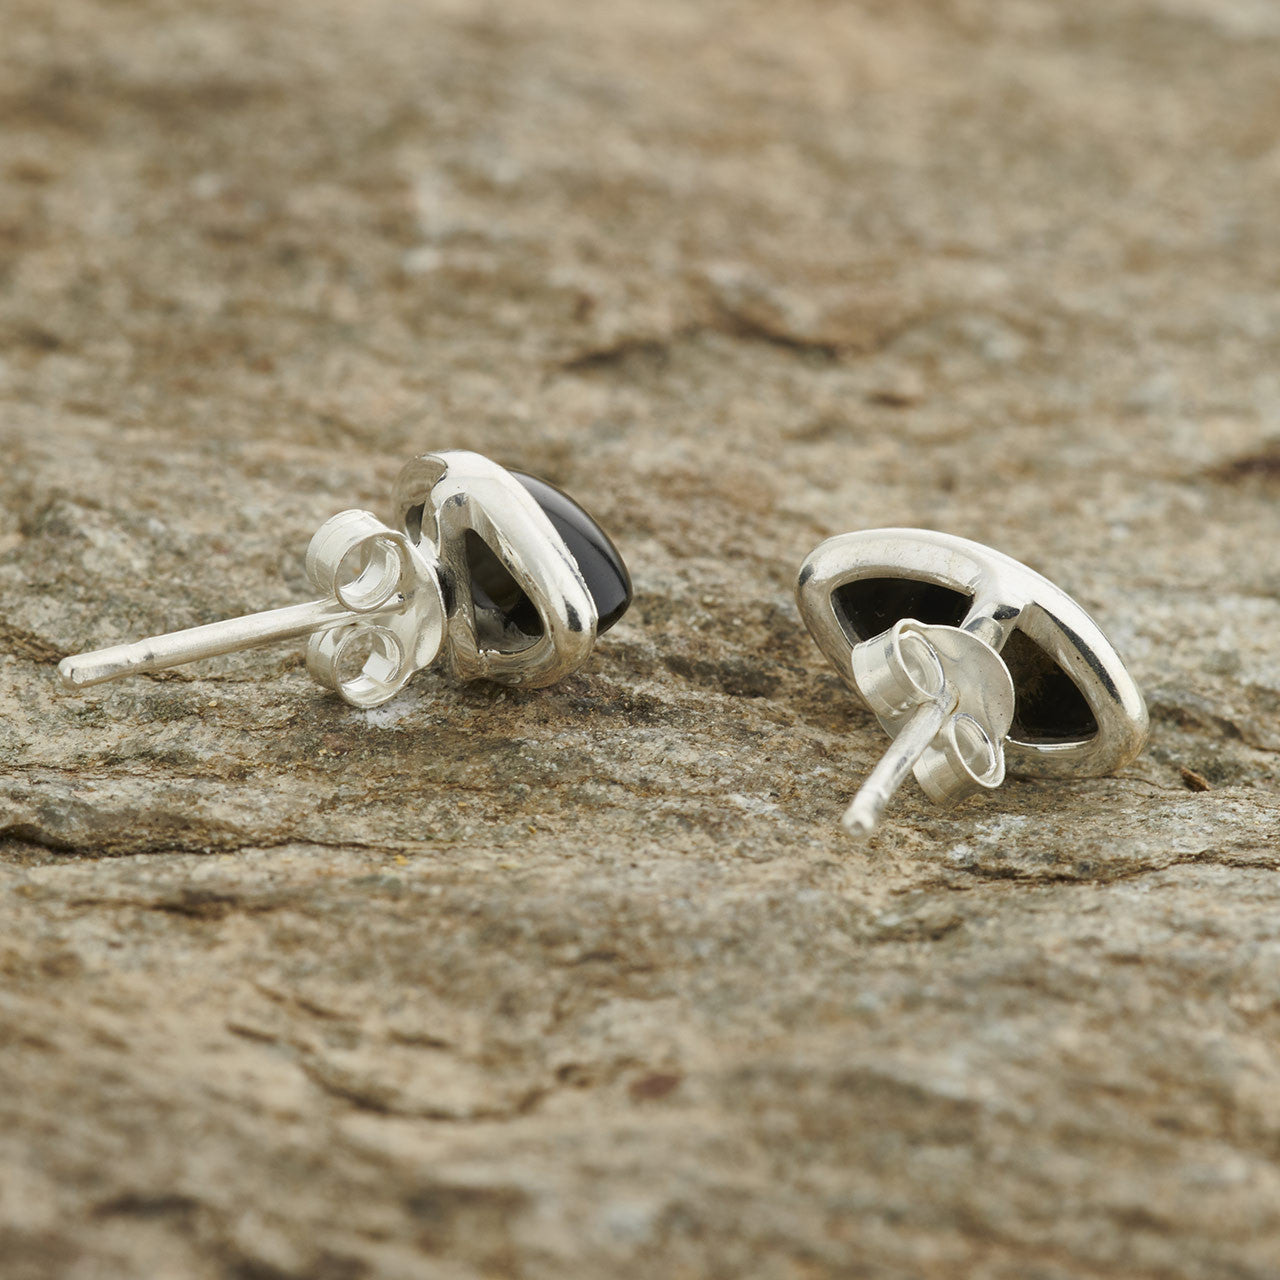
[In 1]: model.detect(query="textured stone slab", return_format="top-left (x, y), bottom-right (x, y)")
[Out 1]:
top-left (1, 0), bottom-right (1278, 1276)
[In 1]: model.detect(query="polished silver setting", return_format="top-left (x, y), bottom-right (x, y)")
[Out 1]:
top-left (393, 451), bottom-right (596, 688)
top-left (59, 450), bottom-right (601, 707)
top-left (797, 529), bottom-right (1148, 837)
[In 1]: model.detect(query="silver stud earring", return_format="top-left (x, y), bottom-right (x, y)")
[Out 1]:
top-left (796, 529), bottom-right (1147, 837)
top-left (59, 450), bottom-right (632, 707)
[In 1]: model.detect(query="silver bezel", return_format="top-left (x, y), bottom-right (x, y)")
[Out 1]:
top-left (393, 450), bottom-right (598, 689)
top-left (797, 529), bottom-right (1148, 778)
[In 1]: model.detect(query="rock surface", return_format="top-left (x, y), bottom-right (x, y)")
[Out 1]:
top-left (2, 0), bottom-right (1279, 1276)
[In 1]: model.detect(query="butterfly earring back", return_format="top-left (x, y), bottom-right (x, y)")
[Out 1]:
top-left (797, 529), bottom-right (1147, 836)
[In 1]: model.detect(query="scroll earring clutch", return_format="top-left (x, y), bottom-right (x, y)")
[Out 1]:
top-left (796, 529), bottom-right (1147, 837)
top-left (59, 450), bottom-right (632, 707)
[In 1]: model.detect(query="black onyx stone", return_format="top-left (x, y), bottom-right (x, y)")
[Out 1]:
top-left (832, 576), bottom-right (971, 642)
top-left (514, 472), bottom-right (633, 633)
top-left (464, 531), bottom-right (544, 638)
top-left (1000, 629), bottom-right (1099, 742)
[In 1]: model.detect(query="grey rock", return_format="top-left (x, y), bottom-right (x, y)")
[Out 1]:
top-left (1, 0), bottom-right (1279, 1276)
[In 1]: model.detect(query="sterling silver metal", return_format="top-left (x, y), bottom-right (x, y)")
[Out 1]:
top-left (394, 452), bottom-right (596, 687)
top-left (59, 450), bottom-right (601, 708)
top-left (796, 529), bottom-right (1148, 837)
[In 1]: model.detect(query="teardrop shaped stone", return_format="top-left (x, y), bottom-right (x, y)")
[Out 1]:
top-left (514, 472), bottom-right (633, 633)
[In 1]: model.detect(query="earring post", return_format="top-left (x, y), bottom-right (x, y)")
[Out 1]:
top-left (842, 697), bottom-right (950, 837)
top-left (58, 597), bottom-right (357, 689)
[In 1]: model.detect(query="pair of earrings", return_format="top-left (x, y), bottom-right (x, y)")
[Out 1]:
top-left (58, 449), bottom-right (1148, 837)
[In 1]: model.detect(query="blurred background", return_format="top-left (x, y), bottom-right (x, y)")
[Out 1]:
top-left (3, 0), bottom-right (1277, 555)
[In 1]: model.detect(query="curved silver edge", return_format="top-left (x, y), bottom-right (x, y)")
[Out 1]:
top-left (392, 450), bottom-right (598, 688)
top-left (796, 528), bottom-right (1149, 779)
